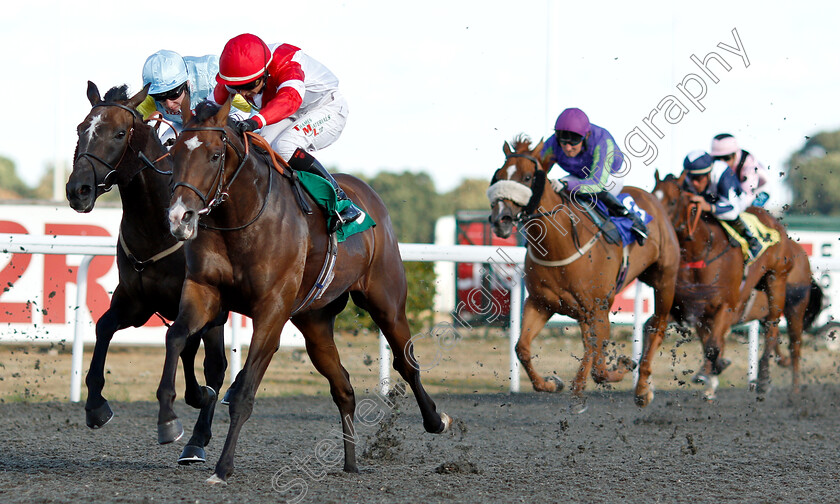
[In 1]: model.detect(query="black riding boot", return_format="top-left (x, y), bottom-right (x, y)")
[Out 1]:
top-left (289, 148), bottom-right (362, 233)
top-left (596, 191), bottom-right (648, 245)
top-left (728, 216), bottom-right (763, 260)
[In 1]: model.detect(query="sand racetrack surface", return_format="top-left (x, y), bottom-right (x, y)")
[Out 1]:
top-left (1, 383), bottom-right (839, 504)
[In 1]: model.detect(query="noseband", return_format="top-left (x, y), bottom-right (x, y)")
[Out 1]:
top-left (489, 153), bottom-right (549, 223)
top-left (75, 102), bottom-right (172, 192)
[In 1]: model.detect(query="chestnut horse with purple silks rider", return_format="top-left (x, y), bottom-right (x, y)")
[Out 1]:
top-left (160, 96), bottom-right (451, 484)
top-left (66, 82), bottom-right (227, 465)
top-left (488, 135), bottom-right (680, 410)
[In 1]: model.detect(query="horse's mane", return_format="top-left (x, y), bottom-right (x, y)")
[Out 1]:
top-left (510, 133), bottom-right (533, 151)
top-left (103, 85), bottom-right (130, 102)
top-left (194, 100), bottom-right (221, 122)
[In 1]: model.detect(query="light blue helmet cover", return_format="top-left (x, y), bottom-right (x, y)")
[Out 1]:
top-left (142, 50), bottom-right (189, 94)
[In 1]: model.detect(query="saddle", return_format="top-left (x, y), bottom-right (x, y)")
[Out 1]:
top-left (719, 213), bottom-right (780, 263)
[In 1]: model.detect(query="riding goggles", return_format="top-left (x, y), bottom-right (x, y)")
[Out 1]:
top-left (150, 82), bottom-right (187, 102)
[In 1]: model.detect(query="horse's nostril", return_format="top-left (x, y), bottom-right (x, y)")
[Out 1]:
top-left (79, 185), bottom-right (92, 196)
top-left (183, 210), bottom-right (194, 222)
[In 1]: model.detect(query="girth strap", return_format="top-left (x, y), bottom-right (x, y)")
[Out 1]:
top-left (291, 233), bottom-right (339, 316)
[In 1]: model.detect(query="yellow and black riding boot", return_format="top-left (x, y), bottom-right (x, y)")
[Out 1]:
top-left (729, 216), bottom-right (763, 260)
top-left (596, 191), bottom-right (647, 246)
top-left (289, 148), bottom-right (362, 233)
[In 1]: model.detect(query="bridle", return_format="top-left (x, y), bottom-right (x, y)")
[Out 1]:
top-left (74, 102), bottom-right (172, 192)
top-left (173, 126), bottom-right (272, 231)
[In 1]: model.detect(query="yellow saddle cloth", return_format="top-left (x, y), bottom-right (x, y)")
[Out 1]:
top-left (719, 212), bottom-right (780, 263)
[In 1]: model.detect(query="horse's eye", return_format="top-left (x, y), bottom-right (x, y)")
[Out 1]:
top-left (211, 152), bottom-right (221, 162)
top-left (523, 174), bottom-right (532, 183)
top-left (115, 130), bottom-right (126, 140)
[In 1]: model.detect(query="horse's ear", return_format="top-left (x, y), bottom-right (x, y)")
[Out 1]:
top-left (503, 141), bottom-right (512, 157)
top-left (212, 96), bottom-right (233, 126)
top-left (654, 169), bottom-right (661, 183)
top-left (533, 138), bottom-right (546, 170)
top-left (127, 83), bottom-right (150, 109)
top-left (86, 81), bottom-right (102, 106)
top-left (181, 91), bottom-right (193, 125)
top-left (677, 170), bottom-right (687, 186)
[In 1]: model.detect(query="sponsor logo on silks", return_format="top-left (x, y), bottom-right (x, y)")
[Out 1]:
top-left (293, 114), bottom-right (332, 138)
top-left (619, 194), bottom-right (649, 222)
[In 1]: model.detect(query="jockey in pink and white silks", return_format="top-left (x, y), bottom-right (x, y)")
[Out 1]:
top-left (541, 107), bottom-right (648, 245)
top-left (211, 33), bottom-right (360, 232)
top-left (710, 133), bottom-right (770, 207)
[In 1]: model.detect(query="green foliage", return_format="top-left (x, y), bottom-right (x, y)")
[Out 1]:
top-left (786, 130), bottom-right (840, 215)
top-left (0, 156), bottom-right (33, 198)
top-left (440, 178), bottom-right (492, 215)
top-left (367, 171), bottom-right (441, 243)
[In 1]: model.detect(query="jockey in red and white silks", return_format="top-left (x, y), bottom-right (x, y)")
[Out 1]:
top-left (213, 36), bottom-right (348, 161)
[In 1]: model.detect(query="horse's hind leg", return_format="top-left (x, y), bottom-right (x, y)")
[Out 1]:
top-left (351, 290), bottom-right (450, 435)
top-left (293, 301), bottom-right (359, 473)
top-left (758, 273), bottom-right (787, 395)
top-left (179, 323), bottom-right (228, 465)
top-left (517, 298), bottom-right (562, 393)
top-left (783, 300), bottom-right (805, 392)
top-left (635, 267), bottom-right (676, 407)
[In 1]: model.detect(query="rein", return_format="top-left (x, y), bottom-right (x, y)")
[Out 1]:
top-left (686, 201), bottom-right (701, 238)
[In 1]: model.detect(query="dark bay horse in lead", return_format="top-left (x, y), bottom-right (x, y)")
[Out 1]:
top-left (65, 82), bottom-right (227, 464)
top-left (161, 98), bottom-right (451, 484)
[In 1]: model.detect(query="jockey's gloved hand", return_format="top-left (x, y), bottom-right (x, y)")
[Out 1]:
top-left (235, 119), bottom-right (259, 134)
top-left (550, 179), bottom-right (567, 193)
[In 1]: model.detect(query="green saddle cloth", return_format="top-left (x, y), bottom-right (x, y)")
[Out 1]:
top-left (296, 171), bottom-right (376, 242)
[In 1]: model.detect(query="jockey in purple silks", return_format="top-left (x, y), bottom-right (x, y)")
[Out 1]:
top-left (541, 107), bottom-right (648, 245)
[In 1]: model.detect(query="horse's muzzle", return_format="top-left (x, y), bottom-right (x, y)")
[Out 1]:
top-left (168, 198), bottom-right (198, 241)
top-left (66, 178), bottom-right (95, 213)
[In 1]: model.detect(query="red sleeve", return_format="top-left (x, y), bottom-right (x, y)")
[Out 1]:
top-left (213, 83), bottom-right (231, 106)
top-left (255, 45), bottom-right (305, 127)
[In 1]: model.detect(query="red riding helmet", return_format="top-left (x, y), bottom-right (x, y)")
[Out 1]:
top-left (216, 33), bottom-right (273, 86)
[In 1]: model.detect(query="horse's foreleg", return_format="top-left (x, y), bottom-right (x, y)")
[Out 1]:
top-left (210, 315), bottom-right (285, 484)
top-left (84, 307), bottom-right (122, 428)
top-left (784, 305), bottom-right (804, 392)
top-left (589, 312), bottom-right (634, 385)
top-left (516, 298), bottom-right (559, 392)
top-left (179, 323), bottom-right (228, 465)
top-left (156, 282), bottom-right (219, 445)
top-left (294, 310), bottom-right (358, 473)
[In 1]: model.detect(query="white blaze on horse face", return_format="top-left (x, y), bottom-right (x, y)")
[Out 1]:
top-left (184, 136), bottom-right (202, 151)
top-left (496, 200), bottom-right (506, 214)
top-left (654, 189), bottom-right (664, 201)
top-left (85, 113), bottom-right (104, 143)
top-left (506, 165), bottom-right (517, 180)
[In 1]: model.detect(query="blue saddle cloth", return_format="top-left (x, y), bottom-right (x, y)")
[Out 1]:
top-left (592, 193), bottom-right (653, 246)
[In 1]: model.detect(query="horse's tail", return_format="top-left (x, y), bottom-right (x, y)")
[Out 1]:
top-left (803, 278), bottom-right (825, 331)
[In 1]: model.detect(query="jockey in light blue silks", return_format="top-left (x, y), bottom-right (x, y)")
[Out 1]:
top-left (541, 107), bottom-right (648, 245)
top-left (137, 50), bottom-right (251, 144)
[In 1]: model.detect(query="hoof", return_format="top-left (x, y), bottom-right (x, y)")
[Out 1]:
top-left (635, 386), bottom-right (655, 408)
top-left (158, 419), bottom-right (184, 444)
top-left (569, 396), bottom-right (588, 415)
top-left (436, 412), bottom-right (452, 434)
top-left (206, 473), bottom-right (227, 485)
top-left (703, 376), bottom-right (720, 401)
top-left (85, 401), bottom-right (114, 429)
top-left (544, 375), bottom-right (565, 393)
top-left (178, 445), bottom-right (207, 465)
top-left (221, 386), bottom-right (235, 406)
top-left (617, 356), bottom-right (637, 372)
top-left (692, 372), bottom-right (709, 385)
